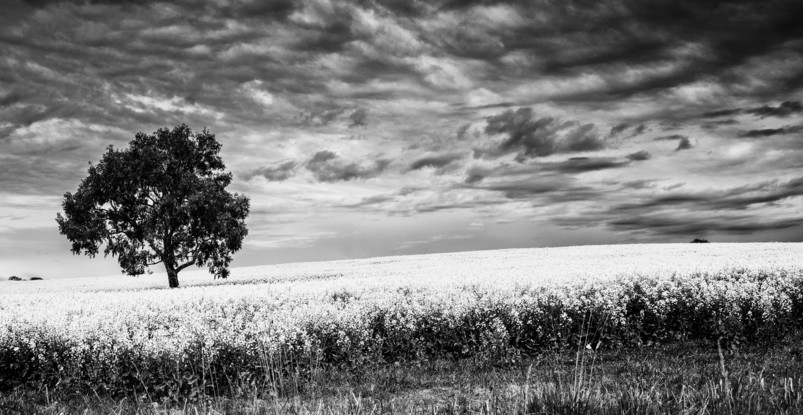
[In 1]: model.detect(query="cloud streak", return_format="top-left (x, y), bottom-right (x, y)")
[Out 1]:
top-left (306, 150), bottom-right (390, 182)
top-left (408, 152), bottom-right (464, 171)
top-left (739, 125), bottom-right (803, 138)
top-left (244, 161), bottom-right (298, 182)
top-left (612, 177), bottom-right (803, 212)
top-left (703, 101), bottom-right (803, 119)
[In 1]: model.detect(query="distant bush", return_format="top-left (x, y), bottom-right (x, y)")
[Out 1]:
top-left (29, 277), bottom-right (43, 281)
top-left (8, 276), bottom-right (23, 281)
top-left (691, 238), bottom-right (709, 243)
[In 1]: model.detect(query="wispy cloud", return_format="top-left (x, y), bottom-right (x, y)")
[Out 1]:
top-left (243, 161), bottom-right (298, 182)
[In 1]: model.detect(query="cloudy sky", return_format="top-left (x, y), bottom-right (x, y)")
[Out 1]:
top-left (2, 0), bottom-right (803, 279)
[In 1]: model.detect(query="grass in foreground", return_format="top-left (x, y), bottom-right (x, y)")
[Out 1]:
top-left (3, 334), bottom-right (803, 415)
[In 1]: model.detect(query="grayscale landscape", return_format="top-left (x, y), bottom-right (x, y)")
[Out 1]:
top-left (1, 0), bottom-right (803, 414)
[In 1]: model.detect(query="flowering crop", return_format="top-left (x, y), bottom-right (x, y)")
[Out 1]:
top-left (1, 243), bottom-right (802, 399)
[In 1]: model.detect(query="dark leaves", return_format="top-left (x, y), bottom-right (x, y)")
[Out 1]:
top-left (55, 124), bottom-right (250, 285)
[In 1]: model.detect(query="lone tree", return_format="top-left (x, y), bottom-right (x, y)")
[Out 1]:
top-left (56, 124), bottom-right (250, 288)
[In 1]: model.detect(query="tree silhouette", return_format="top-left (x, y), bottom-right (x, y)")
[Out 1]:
top-left (56, 124), bottom-right (250, 288)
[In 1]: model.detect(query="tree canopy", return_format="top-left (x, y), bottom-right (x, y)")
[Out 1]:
top-left (56, 124), bottom-right (250, 288)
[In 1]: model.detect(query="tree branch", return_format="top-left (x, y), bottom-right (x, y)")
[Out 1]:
top-left (176, 260), bottom-right (195, 272)
top-left (175, 236), bottom-right (216, 272)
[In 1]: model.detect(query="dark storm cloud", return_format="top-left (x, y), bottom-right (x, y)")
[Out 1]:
top-left (703, 101), bottom-right (803, 119)
top-left (664, 183), bottom-right (686, 191)
top-left (243, 161), bottom-right (298, 182)
top-left (408, 152), bottom-right (464, 171)
top-left (552, 177), bottom-right (803, 237)
top-left (19, 0), bottom-right (149, 7)
top-left (306, 150), bottom-right (390, 182)
top-left (464, 169), bottom-right (487, 184)
top-left (701, 108), bottom-right (744, 119)
top-left (341, 186), bottom-right (425, 209)
top-left (626, 150), bottom-right (651, 161)
top-left (21, 0), bottom-right (297, 20)
top-left (4, 0), bottom-right (803, 141)
top-left (612, 177), bottom-right (803, 213)
top-left (411, 199), bottom-right (507, 214)
top-left (456, 123), bottom-right (471, 140)
top-left (738, 125), bottom-right (803, 138)
top-left (223, 0), bottom-right (297, 19)
top-left (464, 175), bottom-right (578, 199)
top-left (0, 0), bottom-right (357, 138)
top-left (540, 157), bottom-right (631, 174)
top-left (676, 137), bottom-right (692, 151)
top-left (616, 2), bottom-right (800, 95)
top-left (0, 90), bottom-right (24, 108)
top-left (464, 161), bottom-right (546, 184)
top-left (461, 164), bottom-right (522, 184)
top-left (0, 125), bottom-right (16, 140)
top-left (342, 194), bottom-right (396, 209)
top-left (382, 0), bottom-right (803, 105)
top-left (606, 214), bottom-right (803, 236)
top-left (348, 108), bottom-right (369, 128)
top-left (476, 107), bottom-right (606, 160)
top-left (619, 179), bottom-right (657, 190)
top-left (342, 187), bottom-right (503, 214)
top-left (631, 125), bottom-right (648, 136)
top-left (746, 101), bottom-right (803, 118)
top-left (609, 123), bottom-right (631, 137)
top-left (296, 25), bottom-right (356, 55)
top-left (701, 119), bottom-right (739, 130)
top-left (464, 152), bottom-right (646, 184)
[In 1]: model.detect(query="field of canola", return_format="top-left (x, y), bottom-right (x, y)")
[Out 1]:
top-left (2, 243), bottom-right (803, 398)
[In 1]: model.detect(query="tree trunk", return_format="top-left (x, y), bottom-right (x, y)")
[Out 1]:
top-left (166, 264), bottom-right (180, 288)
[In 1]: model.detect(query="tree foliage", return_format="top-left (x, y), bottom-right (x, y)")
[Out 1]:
top-left (56, 124), bottom-right (250, 288)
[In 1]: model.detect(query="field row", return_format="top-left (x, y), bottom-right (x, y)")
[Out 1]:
top-left (2, 260), bottom-right (803, 399)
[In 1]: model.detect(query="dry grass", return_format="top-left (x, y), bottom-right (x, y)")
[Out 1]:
top-left (3, 333), bottom-right (803, 414)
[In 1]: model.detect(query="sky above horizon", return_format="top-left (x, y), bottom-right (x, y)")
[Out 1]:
top-left (2, 0), bottom-right (803, 279)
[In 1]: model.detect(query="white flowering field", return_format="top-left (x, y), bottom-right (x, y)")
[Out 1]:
top-left (2, 243), bottom-right (803, 400)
